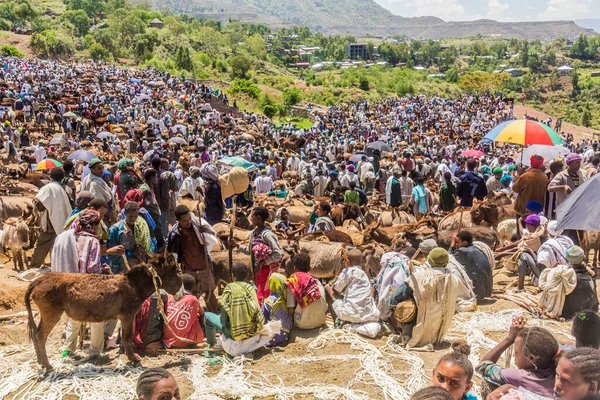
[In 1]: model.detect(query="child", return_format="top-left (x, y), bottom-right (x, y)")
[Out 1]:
top-left (274, 208), bottom-right (305, 239)
top-left (235, 206), bottom-right (283, 304)
top-left (477, 316), bottom-right (559, 398)
top-left (411, 386), bottom-right (454, 400)
top-left (439, 172), bottom-right (456, 212)
top-left (432, 340), bottom-right (476, 400)
top-left (261, 272), bottom-right (293, 346)
top-left (572, 310), bottom-right (600, 349)
top-left (561, 246), bottom-right (599, 320)
top-left (344, 181), bottom-right (360, 206)
top-left (286, 250), bottom-right (328, 330)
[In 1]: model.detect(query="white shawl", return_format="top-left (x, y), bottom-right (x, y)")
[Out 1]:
top-left (50, 230), bottom-right (78, 273)
top-left (80, 173), bottom-right (113, 204)
top-left (36, 181), bottom-right (72, 234)
top-left (538, 264), bottom-right (577, 319)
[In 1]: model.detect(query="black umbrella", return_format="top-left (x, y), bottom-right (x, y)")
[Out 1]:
top-left (367, 141), bottom-right (391, 152)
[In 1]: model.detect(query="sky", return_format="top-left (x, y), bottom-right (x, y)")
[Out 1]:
top-left (373, 0), bottom-right (600, 22)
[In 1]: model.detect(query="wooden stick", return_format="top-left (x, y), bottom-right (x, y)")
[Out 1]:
top-left (121, 254), bottom-right (131, 271)
top-left (0, 311), bottom-right (37, 321)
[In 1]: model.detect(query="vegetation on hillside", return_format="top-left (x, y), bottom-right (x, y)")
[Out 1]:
top-left (1, 0), bottom-right (600, 129)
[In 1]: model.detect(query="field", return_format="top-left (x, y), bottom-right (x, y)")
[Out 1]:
top-left (0, 249), bottom-right (581, 400)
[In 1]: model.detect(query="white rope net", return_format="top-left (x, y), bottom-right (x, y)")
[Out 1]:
top-left (0, 309), bottom-right (573, 399)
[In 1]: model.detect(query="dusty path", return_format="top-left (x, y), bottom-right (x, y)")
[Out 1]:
top-left (513, 105), bottom-right (597, 141)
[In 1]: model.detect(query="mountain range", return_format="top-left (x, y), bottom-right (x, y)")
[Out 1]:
top-left (149, 0), bottom-right (596, 39)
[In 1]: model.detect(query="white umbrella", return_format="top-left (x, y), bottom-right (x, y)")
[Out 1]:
top-left (97, 131), bottom-right (115, 140)
top-left (168, 137), bottom-right (187, 145)
top-left (517, 145), bottom-right (570, 166)
top-left (200, 104), bottom-right (213, 112)
top-left (67, 149), bottom-right (96, 161)
top-left (172, 124), bottom-right (187, 134)
top-left (63, 111), bottom-right (77, 118)
top-left (557, 173), bottom-right (600, 232)
top-left (49, 137), bottom-right (65, 145)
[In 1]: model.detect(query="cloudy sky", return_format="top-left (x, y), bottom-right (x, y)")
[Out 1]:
top-left (373, 0), bottom-right (599, 22)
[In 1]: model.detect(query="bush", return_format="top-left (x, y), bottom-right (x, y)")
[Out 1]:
top-left (359, 76), bottom-right (369, 91)
top-left (582, 108), bottom-right (592, 127)
top-left (263, 104), bottom-right (278, 119)
top-left (1, 45), bottom-right (23, 57)
top-left (283, 87), bottom-right (302, 106)
top-left (396, 80), bottom-right (415, 96)
top-left (230, 79), bottom-right (260, 99)
top-left (88, 43), bottom-right (110, 61)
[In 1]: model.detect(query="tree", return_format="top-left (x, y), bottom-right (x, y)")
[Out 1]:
top-left (359, 76), bottom-right (369, 91)
top-left (581, 107), bottom-right (592, 127)
top-left (89, 43), bottom-right (110, 61)
top-left (62, 9), bottom-right (90, 36)
top-left (175, 46), bottom-right (193, 71)
top-left (527, 53), bottom-right (542, 73)
top-left (283, 88), bottom-right (302, 106)
top-left (545, 49), bottom-right (557, 66)
top-left (520, 40), bottom-right (529, 67)
top-left (366, 40), bottom-right (374, 60)
top-left (229, 55), bottom-right (251, 78)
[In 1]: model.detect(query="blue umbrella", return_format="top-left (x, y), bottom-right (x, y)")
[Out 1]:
top-left (67, 149), bottom-right (97, 161)
top-left (130, 78), bottom-right (140, 84)
top-left (218, 156), bottom-right (257, 171)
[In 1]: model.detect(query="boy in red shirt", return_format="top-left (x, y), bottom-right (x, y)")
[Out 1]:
top-left (162, 274), bottom-right (205, 348)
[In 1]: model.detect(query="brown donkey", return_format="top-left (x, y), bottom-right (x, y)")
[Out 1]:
top-left (25, 256), bottom-right (182, 371)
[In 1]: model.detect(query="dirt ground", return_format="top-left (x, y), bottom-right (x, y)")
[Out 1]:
top-left (0, 248), bottom-right (582, 400)
top-left (513, 105), bottom-right (597, 141)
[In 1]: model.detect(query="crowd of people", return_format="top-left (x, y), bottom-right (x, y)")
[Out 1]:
top-left (2, 56), bottom-right (600, 400)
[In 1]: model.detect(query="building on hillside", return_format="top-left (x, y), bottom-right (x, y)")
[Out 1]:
top-left (557, 65), bottom-right (574, 76)
top-left (346, 43), bottom-right (368, 60)
top-left (504, 68), bottom-right (525, 77)
top-left (149, 18), bottom-right (163, 29)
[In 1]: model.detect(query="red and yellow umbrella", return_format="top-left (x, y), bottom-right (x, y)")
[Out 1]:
top-left (36, 159), bottom-right (62, 171)
top-left (482, 120), bottom-right (563, 146)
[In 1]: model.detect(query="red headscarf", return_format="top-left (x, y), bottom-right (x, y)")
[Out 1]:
top-left (530, 155), bottom-right (544, 169)
top-left (124, 189), bottom-right (144, 206)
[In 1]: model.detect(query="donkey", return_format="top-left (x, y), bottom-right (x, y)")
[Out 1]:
top-left (25, 256), bottom-right (182, 371)
top-left (1, 217), bottom-right (30, 270)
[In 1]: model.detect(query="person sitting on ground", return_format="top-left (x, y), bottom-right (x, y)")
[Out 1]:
top-left (432, 340), bottom-right (477, 400)
top-left (411, 386), bottom-right (454, 400)
top-left (132, 288), bottom-right (168, 355)
top-left (162, 274), bottom-right (205, 349)
top-left (204, 263), bottom-right (277, 357)
top-left (344, 181), bottom-right (360, 206)
top-left (487, 347), bottom-right (600, 400)
top-left (476, 316), bottom-right (559, 398)
top-left (261, 272), bottom-right (293, 347)
top-left (386, 248), bottom-right (458, 347)
top-left (136, 367), bottom-right (180, 400)
top-left (560, 310), bottom-right (600, 352)
top-left (308, 201), bottom-right (336, 233)
top-left (536, 221), bottom-right (574, 270)
top-left (286, 250), bottom-right (328, 330)
top-left (449, 231), bottom-right (492, 303)
top-left (560, 246), bottom-right (599, 320)
top-left (326, 248), bottom-right (380, 330)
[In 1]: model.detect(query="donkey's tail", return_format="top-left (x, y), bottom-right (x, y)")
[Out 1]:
top-left (25, 282), bottom-right (38, 342)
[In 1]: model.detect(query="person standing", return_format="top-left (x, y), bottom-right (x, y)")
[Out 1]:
top-left (385, 167), bottom-right (402, 207)
top-left (178, 166), bottom-right (204, 200)
top-left (51, 210), bottom-right (107, 358)
top-left (200, 162), bottom-right (224, 225)
top-left (548, 153), bottom-right (589, 208)
top-left (80, 158), bottom-right (116, 224)
top-left (30, 167), bottom-right (72, 269)
top-left (456, 158), bottom-right (487, 207)
top-left (234, 207), bottom-right (282, 305)
top-left (166, 205), bottom-right (219, 312)
top-left (512, 155), bottom-right (548, 225)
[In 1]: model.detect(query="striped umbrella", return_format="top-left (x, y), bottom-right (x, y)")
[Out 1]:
top-left (482, 120), bottom-right (563, 146)
top-left (36, 159), bottom-right (62, 171)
